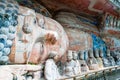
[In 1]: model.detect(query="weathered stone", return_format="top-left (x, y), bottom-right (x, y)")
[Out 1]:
top-left (87, 49), bottom-right (99, 70)
top-left (79, 51), bottom-right (89, 73)
top-left (9, 5), bottom-right (69, 64)
top-left (94, 49), bottom-right (104, 69)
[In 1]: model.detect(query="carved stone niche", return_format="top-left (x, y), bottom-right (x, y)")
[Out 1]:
top-left (94, 49), bottom-right (104, 69)
top-left (79, 51), bottom-right (89, 73)
top-left (86, 49), bottom-right (99, 70)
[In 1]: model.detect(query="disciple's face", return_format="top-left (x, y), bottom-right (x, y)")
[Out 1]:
top-left (67, 55), bottom-right (73, 61)
top-left (54, 55), bottom-right (59, 62)
top-left (73, 52), bottom-right (78, 60)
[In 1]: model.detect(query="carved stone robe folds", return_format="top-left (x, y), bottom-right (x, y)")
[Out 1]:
top-left (74, 60), bottom-right (81, 75)
top-left (96, 58), bottom-right (104, 68)
top-left (102, 58), bottom-right (111, 67)
top-left (44, 59), bottom-right (60, 80)
top-left (87, 58), bottom-right (99, 70)
top-left (63, 60), bottom-right (75, 76)
top-left (79, 60), bottom-right (89, 73)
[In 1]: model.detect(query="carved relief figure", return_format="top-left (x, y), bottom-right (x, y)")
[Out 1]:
top-left (86, 49), bottom-right (99, 70)
top-left (63, 50), bottom-right (75, 76)
top-left (106, 49), bottom-right (116, 66)
top-left (94, 49), bottom-right (104, 69)
top-left (115, 53), bottom-right (120, 65)
top-left (44, 51), bottom-right (61, 80)
top-left (72, 51), bottom-right (81, 75)
top-left (99, 49), bottom-right (110, 67)
top-left (79, 51), bottom-right (89, 73)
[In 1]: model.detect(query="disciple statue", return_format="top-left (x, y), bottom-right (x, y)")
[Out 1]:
top-left (106, 49), bottom-right (116, 66)
top-left (105, 14), bottom-right (110, 28)
top-left (72, 51), bottom-right (81, 75)
top-left (79, 51), bottom-right (89, 73)
top-left (44, 51), bottom-right (61, 80)
top-left (115, 53), bottom-right (120, 65)
top-left (117, 19), bottom-right (120, 29)
top-left (99, 49), bottom-right (110, 67)
top-left (94, 49), bottom-right (104, 69)
top-left (63, 50), bottom-right (75, 76)
top-left (86, 49), bottom-right (99, 70)
top-left (113, 17), bottom-right (117, 29)
top-left (110, 16), bottom-right (114, 28)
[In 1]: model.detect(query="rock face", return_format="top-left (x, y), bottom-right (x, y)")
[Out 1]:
top-left (9, 6), bottom-right (69, 64)
top-left (64, 27), bottom-right (92, 51)
top-left (54, 12), bottom-right (99, 32)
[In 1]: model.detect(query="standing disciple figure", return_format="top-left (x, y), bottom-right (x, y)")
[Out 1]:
top-left (106, 49), bottom-right (116, 66)
top-left (63, 50), bottom-right (75, 76)
top-left (99, 49), bottom-right (110, 67)
top-left (72, 51), bottom-right (81, 75)
top-left (86, 49), bottom-right (99, 70)
top-left (79, 51), bottom-right (89, 73)
top-left (115, 53), bottom-right (120, 65)
top-left (94, 49), bottom-right (104, 69)
top-left (44, 51), bottom-right (61, 80)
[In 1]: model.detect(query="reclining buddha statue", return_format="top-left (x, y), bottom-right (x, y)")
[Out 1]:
top-left (8, 5), bottom-right (69, 64)
top-left (0, 0), bottom-right (69, 80)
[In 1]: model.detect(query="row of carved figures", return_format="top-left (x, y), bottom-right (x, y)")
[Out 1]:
top-left (105, 14), bottom-right (120, 30)
top-left (38, 48), bottom-right (120, 80)
top-left (109, 0), bottom-right (120, 8)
